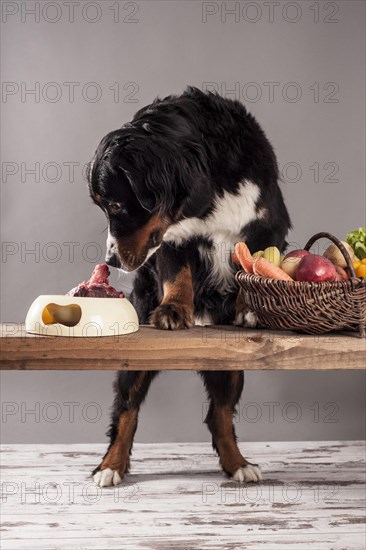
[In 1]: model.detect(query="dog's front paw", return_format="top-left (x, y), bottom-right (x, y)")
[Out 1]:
top-left (150, 303), bottom-right (194, 330)
top-left (235, 293), bottom-right (258, 327)
top-left (93, 467), bottom-right (123, 487)
top-left (234, 309), bottom-right (258, 328)
top-left (232, 463), bottom-right (262, 483)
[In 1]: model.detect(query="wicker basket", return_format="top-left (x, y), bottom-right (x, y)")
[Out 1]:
top-left (235, 232), bottom-right (366, 337)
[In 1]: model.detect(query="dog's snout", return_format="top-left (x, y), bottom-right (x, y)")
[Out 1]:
top-left (106, 229), bottom-right (119, 267)
top-left (107, 243), bottom-right (115, 256)
top-left (105, 252), bottom-right (119, 268)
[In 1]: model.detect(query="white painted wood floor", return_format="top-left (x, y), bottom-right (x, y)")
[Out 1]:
top-left (1, 441), bottom-right (365, 550)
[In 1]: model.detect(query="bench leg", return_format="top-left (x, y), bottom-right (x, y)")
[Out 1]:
top-left (200, 371), bottom-right (262, 483)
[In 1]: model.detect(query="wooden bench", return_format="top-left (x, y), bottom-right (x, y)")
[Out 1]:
top-left (2, 326), bottom-right (365, 549)
top-left (1, 323), bottom-right (364, 370)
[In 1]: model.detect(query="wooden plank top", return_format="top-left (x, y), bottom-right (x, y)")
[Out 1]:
top-left (0, 323), bottom-right (365, 370)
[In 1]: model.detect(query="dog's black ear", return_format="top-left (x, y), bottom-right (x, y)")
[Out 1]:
top-left (115, 131), bottom-right (212, 216)
top-left (180, 174), bottom-right (212, 218)
top-left (122, 162), bottom-right (212, 217)
top-left (133, 187), bottom-right (157, 213)
top-left (121, 167), bottom-right (157, 212)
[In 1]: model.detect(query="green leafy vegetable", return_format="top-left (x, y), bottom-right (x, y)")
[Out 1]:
top-left (346, 227), bottom-right (366, 259)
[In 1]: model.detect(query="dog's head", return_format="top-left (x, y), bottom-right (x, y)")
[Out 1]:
top-left (87, 117), bottom-right (211, 271)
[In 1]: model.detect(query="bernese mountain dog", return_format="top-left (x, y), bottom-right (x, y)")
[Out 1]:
top-left (88, 87), bottom-right (291, 487)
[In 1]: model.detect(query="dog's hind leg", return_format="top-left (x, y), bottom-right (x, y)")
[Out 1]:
top-left (199, 371), bottom-right (262, 483)
top-left (93, 371), bottom-right (159, 487)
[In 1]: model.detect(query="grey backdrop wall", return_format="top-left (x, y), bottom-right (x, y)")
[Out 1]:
top-left (1, 0), bottom-right (365, 444)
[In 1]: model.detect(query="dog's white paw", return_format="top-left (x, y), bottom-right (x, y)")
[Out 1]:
top-left (235, 310), bottom-right (258, 328)
top-left (232, 464), bottom-right (262, 483)
top-left (151, 303), bottom-right (194, 330)
top-left (93, 468), bottom-right (123, 487)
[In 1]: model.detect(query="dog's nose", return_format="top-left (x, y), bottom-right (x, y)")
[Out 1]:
top-left (105, 252), bottom-right (119, 268)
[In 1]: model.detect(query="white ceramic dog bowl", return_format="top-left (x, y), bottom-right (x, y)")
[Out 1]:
top-left (25, 295), bottom-right (139, 337)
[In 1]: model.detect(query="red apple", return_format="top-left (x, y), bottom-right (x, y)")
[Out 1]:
top-left (295, 254), bottom-right (337, 282)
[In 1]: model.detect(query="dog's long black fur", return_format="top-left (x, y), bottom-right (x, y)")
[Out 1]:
top-left (88, 87), bottom-right (291, 484)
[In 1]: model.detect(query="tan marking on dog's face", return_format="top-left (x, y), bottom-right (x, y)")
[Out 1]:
top-left (115, 213), bottom-right (170, 270)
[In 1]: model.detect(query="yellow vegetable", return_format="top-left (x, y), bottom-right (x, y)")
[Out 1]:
top-left (352, 260), bottom-right (366, 277)
top-left (263, 246), bottom-right (281, 267)
top-left (355, 264), bottom-right (366, 278)
top-left (252, 250), bottom-right (264, 260)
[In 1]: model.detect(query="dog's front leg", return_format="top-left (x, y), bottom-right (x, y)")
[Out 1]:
top-left (150, 243), bottom-right (194, 330)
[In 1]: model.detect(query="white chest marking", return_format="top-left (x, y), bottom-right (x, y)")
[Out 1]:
top-left (164, 181), bottom-right (261, 245)
top-left (163, 181), bottom-right (262, 292)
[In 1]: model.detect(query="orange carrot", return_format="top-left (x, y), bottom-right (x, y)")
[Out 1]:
top-left (232, 250), bottom-right (240, 265)
top-left (253, 257), bottom-right (293, 281)
top-left (234, 242), bottom-right (255, 273)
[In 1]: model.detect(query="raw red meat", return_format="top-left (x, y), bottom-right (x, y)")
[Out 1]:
top-left (67, 264), bottom-right (125, 298)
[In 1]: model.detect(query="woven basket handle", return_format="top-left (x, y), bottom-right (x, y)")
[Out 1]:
top-left (304, 231), bottom-right (356, 278)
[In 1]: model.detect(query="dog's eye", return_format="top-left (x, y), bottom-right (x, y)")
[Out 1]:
top-left (108, 202), bottom-right (124, 214)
